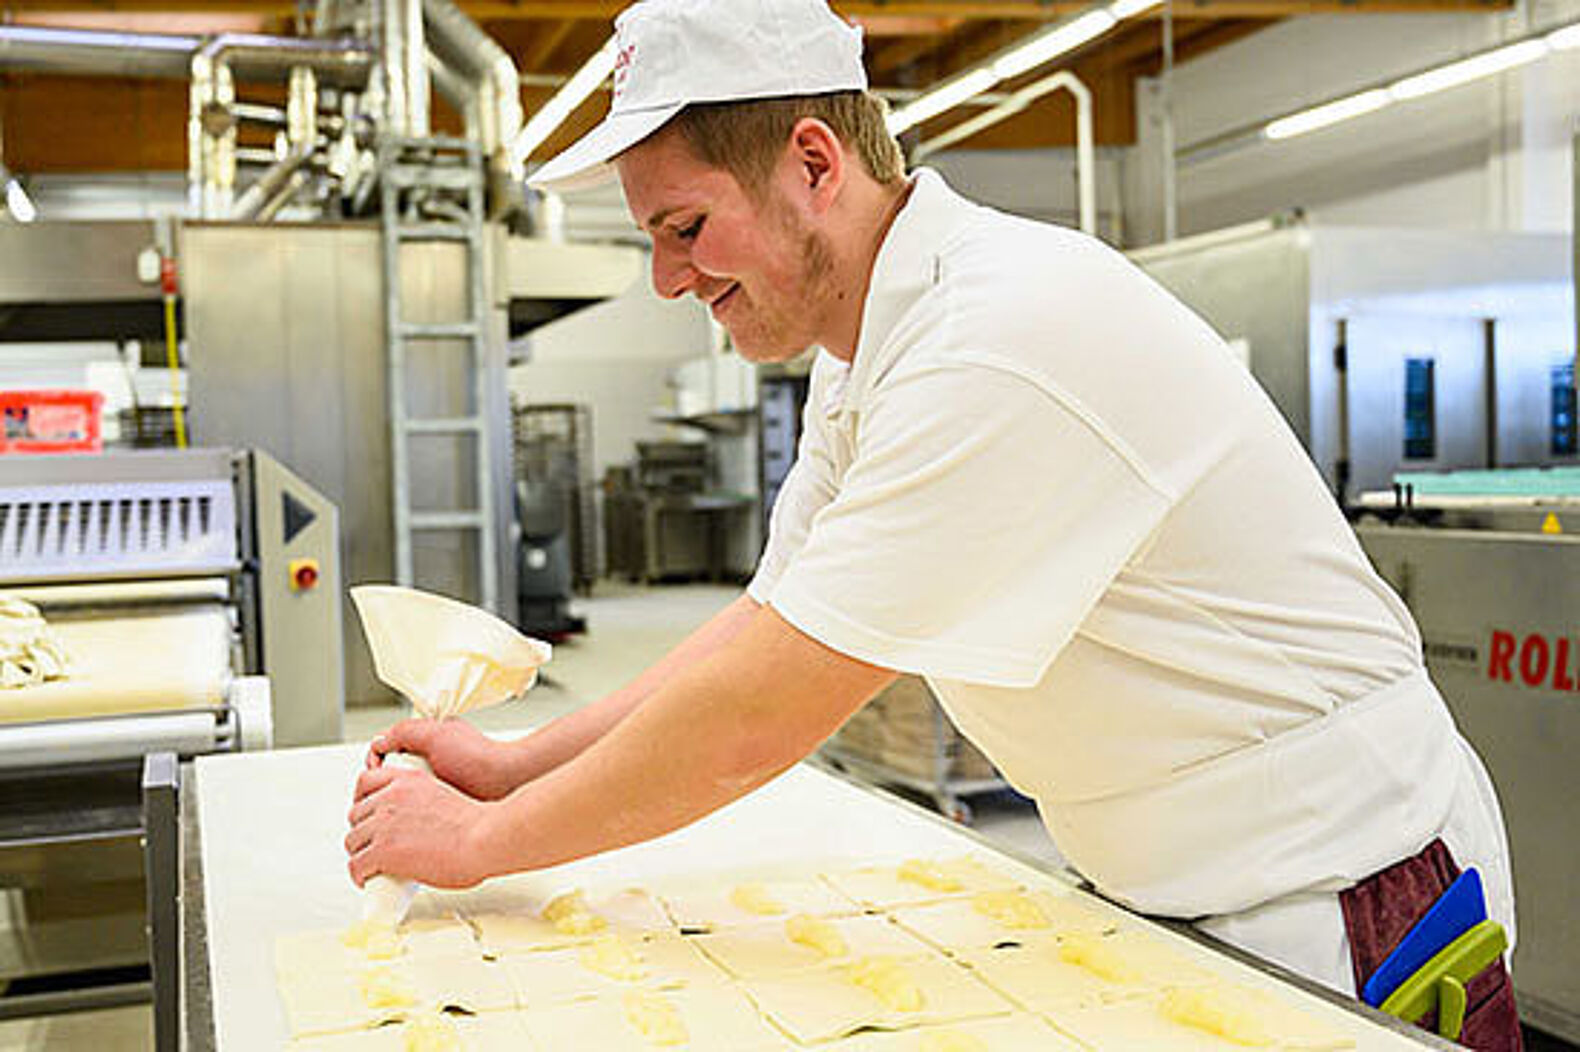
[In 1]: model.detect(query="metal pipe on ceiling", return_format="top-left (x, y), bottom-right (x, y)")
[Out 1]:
top-left (0, 25), bottom-right (372, 84)
top-left (422, 0), bottom-right (524, 176)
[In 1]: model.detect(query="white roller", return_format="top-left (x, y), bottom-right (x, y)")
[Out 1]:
top-left (0, 709), bottom-right (218, 770)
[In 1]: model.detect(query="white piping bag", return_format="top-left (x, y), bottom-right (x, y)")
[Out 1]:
top-left (351, 584), bottom-right (552, 925)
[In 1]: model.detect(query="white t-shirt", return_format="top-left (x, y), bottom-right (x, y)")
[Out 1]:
top-left (749, 170), bottom-right (1500, 926)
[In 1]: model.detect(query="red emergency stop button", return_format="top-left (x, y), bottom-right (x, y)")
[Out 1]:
top-left (289, 557), bottom-right (320, 592)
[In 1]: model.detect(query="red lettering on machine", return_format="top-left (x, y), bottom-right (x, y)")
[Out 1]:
top-left (1486, 629), bottom-right (1579, 691)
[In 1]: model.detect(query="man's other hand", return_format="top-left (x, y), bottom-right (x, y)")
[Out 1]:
top-left (364, 718), bottom-right (519, 800)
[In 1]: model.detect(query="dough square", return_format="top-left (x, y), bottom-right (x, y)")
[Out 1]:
top-left (827, 1013), bottom-right (1089, 1051)
top-left (890, 889), bottom-right (1123, 953)
top-left (691, 913), bottom-right (936, 979)
top-left (822, 857), bottom-right (1021, 910)
top-left (1041, 990), bottom-right (1356, 1052)
top-left (744, 955), bottom-right (1016, 1044)
top-left (461, 884), bottom-right (673, 954)
top-left (501, 931), bottom-right (729, 1006)
top-left (287, 1010), bottom-right (540, 1051)
top-left (657, 876), bottom-right (859, 932)
top-left (275, 917), bottom-right (480, 977)
top-left (961, 931), bottom-right (1218, 1013)
top-left (518, 986), bottom-right (794, 1051)
top-left (276, 953), bottom-right (515, 1038)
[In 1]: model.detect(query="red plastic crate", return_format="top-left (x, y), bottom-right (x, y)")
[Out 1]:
top-left (0, 390), bottom-right (104, 454)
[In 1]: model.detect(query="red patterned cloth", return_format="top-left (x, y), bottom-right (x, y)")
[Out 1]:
top-left (1340, 838), bottom-right (1522, 1051)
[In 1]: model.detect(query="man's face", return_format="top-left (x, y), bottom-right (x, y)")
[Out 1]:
top-left (616, 129), bottom-right (834, 363)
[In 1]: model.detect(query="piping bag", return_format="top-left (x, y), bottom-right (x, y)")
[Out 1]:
top-left (351, 584), bottom-right (553, 926)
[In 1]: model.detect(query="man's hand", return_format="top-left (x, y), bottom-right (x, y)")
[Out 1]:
top-left (365, 719), bottom-right (520, 800)
top-left (345, 765), bottom-right (501, 889)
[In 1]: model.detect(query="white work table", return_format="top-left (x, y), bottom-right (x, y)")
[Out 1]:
top-left (180, 741), bottom-right (1454, 1051)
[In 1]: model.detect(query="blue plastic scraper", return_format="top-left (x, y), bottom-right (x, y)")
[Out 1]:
top-left (1362, 868), bottom-right (1487, 1009)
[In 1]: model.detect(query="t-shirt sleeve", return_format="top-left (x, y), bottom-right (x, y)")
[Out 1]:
top-left (746, 364), bottom-right (842, 604)
top-left (764, 360), bottom-right (1174, 688)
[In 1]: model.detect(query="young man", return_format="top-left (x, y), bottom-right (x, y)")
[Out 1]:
top-left (348, 1), bottom-right (1520, 1041)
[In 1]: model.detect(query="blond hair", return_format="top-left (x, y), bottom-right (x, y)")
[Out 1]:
top-left (667, 90), bottom-right (905, 195)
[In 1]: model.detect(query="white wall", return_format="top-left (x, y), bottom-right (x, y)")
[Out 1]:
top-left (1121, 3), bottom-right (1580, 244)
top-left (509, 270), bottom-right (714, 476)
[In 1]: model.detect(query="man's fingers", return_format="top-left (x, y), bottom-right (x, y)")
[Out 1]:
top-left (353, 765), bottom-right (400, 802)
top-left (344, 819), bottom-right (375, 857)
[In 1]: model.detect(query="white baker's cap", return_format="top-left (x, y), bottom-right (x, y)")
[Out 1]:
top-left (528, 0), bottom-right (868, 194)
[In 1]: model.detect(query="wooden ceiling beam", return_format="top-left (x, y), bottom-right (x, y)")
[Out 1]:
top-left (519, 18), bottom-right (579, 71)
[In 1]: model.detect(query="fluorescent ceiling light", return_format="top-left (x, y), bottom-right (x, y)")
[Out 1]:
top-left (4, 178), bottom-right (35, 224)
top-left (992, 10), bottom-right (1118, 81)
top-left (888, 68), bottom-right (998, 135)
top-left (509, 36), bottom-right (617, 168)
top-left (1264, 89), bottom-right (1391, 139)
top-left (1547, 23), bottom-right (1580, 50)
top-left (1387, 38), bottom-right (1548, 100)
top-left (1108, 0), bottom-right (1163, 20)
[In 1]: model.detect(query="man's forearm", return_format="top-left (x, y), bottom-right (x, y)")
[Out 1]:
top-left (477, 606), bottom-right (895, 876)
top-left (495, 594), bottom-right (763, 787)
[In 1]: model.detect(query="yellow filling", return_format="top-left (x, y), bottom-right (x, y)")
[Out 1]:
top-left (785, 914), bottom-right (849, 959)
top-left (1057, 934), bottom-right (1141, 984)
top-left (358, 966), bottom-right (417, 1009)
top-left (729, 882), bottom-right (786, 916)
top-left (970, 890), bottom-right (1050, 930)
top-left (623, 989), bottom-right (689, 1046)
top-left (919, 1030), bottom-right (990, 1052)
top-left (842, 956), bottom-right (924, 1012)
top-left (402, 1012), bottom-right (462, 1052)
top-left (542, 890), bottom-right (607, 936)
top-left (580, 933), bottom-right (649, 982)
top-left (897, 859), bottom-right (964, 894)
top-left (1160, 987), bottom-right (1276, 1047)
top-left (341, 918), bottom-right (404, 960)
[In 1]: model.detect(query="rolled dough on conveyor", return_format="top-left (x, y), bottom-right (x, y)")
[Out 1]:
top-left (744, 953), bottom-right (1016, 1043)
top-left (516, 986), bottom-right (795, 1051)
top-left (890, 889), bottom-right (1123, 953)
top-left (658, 876), bottom-right (859, 931)
top-left (0, 605), bottom-right (230, 724)
top-left (285, 1010), bottom-right (539, 1051)
top-left (822, 857), bottom-right (1020, 910)
top-left (0, 595), bottom-right (69, 688)
top-left (691, 914), bottom-right (935, 979)
top-left (960, 930), bottom-right (1219, 1012)
top-left (828, 1013), bottom-right (1090, 1051)
top-left (499, 931), bottom-right (725, 1007)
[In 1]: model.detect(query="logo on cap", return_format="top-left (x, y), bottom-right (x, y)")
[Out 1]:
top-left (613, 41), bottom-right (638, 103)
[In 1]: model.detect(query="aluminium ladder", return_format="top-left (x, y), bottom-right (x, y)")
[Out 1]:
top-left (378, 136), bottom-right (499, 612)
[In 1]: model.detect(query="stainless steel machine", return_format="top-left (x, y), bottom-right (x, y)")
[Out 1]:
top-left (1132, 219), bottom-right (1574, 502)
top-left (0, 446), bottom-right (342, 1016)
top-left (1354, 474), bottom-right (1580, 1044)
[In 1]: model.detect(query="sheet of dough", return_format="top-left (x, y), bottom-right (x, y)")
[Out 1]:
top-left (828, 1013), bottom-right (1089, 1051)
top-left (277, 954), bottom-right (515, 1038)
top-left (657, 876), bottom-right (858, 931)
top-left (744, 955), bottom-right (1016, 1044)
top-left (691, 914), bottom-right (935, 979)
top-left (1041, 990), bottom-right (1357, 1052)
top-left (287, 1011), bottom-right (540, 1051)
top-left (448, 881), bottom-right (672, 954)
top-left (889, 889), bottom-right (1123, 953)
top-left (276, 918), bottom-right (479, 975)
top-left (961, 931), bottom-right (1219, 1012)
top-left (500, 932), bottom-right (726, 1006)
top-left (517, 986), bottom-right (795, 1051)
top-left (822, 857), bottom-right (1020, 910)
top-left (0, 606), bottom-right (230, 724)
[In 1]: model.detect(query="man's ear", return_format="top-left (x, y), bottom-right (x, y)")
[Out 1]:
top-left (787, 117), bottom-right (844, 215)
